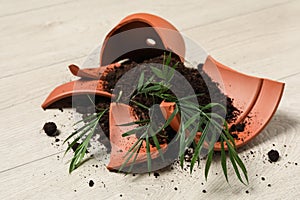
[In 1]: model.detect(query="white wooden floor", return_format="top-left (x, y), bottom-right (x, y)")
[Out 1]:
top-left (1, 0), bottom-right (300, 199)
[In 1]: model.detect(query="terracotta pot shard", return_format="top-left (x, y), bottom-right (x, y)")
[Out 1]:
top-left (41, 62), bottom-right (123, 110)
top-left (107, 102), bottom-right (170, 172)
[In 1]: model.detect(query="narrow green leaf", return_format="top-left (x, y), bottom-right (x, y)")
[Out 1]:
top-left (73, 113), bottom-right (98, 126)
top-left (165, 52), bottom-right (172, 66)
top-left (128, 141), bottom-right (143, 172)
top-left (119, 140), bottom-right (143, 172)
top-left (220, 138), bottom-right (228, 182)
top-left (150, 66), bottom-right (165, 79)
top-left (118, 119), bottom-right (150, 127)
top-left (137, 71), bottom-right (145, 91)
top-left (150, 130), bottom-right (165, 161)
top-left (190, 122), bottom-right (209, 172)
top-left (228, 151), bottom-right (246, 185)
top-left (145, 135), bottom-right (152, 172)
top-left (121, 126), bottom-right (145, 137)
top-left (201, 103), bottom-right (226, 111)
top-left (130, 100), bottom-right (149, 110)
top-left (204, 149), bottom-right (214, 181)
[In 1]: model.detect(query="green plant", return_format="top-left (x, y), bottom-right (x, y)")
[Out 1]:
top-left (64, 52), bottom-right (248, 184)
top-left (118, 53), bottom-right (248, 184)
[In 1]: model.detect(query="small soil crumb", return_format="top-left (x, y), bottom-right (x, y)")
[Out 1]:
top-left (43, 122), bottom-right (58, 137)
top-left (230, 123), bottom-right (245, 132)
top-left (55, 138), bottom-right (60, 142)
top-left (261, 177), bottom-right (265, 181)
top-left (174, 187), bottom-right (178, 191)
top-left (120, 194), bottom-right (123, 197)
top-left (184, 148), bottom-right (194, 162)
top-left (154, 172), bottom-right (160, 178)
top-left (202, 190), bottom-right (207, 193)
top-left (74, 190), bottom-right (77, 192)
top-left (89, 180), bottom-right (94, 187)
top-left (268, 150), bottom-right (279, 162)
top-left (245, 190), bottom-right (249, 194)
top-left (267, 184), bottom-right (271, 187)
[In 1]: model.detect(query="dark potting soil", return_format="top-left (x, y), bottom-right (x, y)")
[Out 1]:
top-left (153, 172), bottom-right (160, 178)
top-left (98, 54), bottom-right (241, 144)
top-left (101, 54), bottom-right (240, 123)
top-left (229, 123), bottom-right (246, 132)
top-left (89, 180), bottom-right (94, 187)
top-left (43, 122), bottom-right (58, 137)
top-left (74, 54), bottom-right (242, 153)
top-left (267, 149), bottom-right (280, 162)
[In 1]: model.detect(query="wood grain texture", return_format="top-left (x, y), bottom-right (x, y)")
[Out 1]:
top-left (0, 0), bottom-right (299, 199)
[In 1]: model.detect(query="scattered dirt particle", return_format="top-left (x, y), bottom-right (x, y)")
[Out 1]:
top-left (245, 190), bottom-right (249, 194)
top-left (89, 180), bottom-right (94, 187)
top-left (268, 150), bottom-right (279, 162)
top-left (74, 190), bottom-right (77, 192)
top-left (120, 194), bottom-right (123, 197)
top-left (229, 122), bottom-right (245, 133)
top-left (202, 190), bottom-right (207, 193)
top-left (154, 172), bottom-right (160, 178)
top-left (236, 123), bottom-right (245, 132)
top-left (55, 138), bottom-right (60, 142)
top-left (43, 122), bottom-right (58, 137)
top-left (261, 177), bottom-right (265, 181)
top-left (174, 187), bottom-right (178, 191)
top-left (267, 184), bottom-right (271, 187)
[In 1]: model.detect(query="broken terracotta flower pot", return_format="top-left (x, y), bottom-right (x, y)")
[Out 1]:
top-left (100, 13), bottom-right (285, 151)
top-left (41, 62), bottom-right (121, 109)
top-left (42, 13), bottom-right (285, 172)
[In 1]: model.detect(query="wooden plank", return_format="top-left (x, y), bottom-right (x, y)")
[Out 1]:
top-left (0, 56), bottom-right (85, 110)
top-left (0, 0), bottom-right (73, 18)
top-left (183, 0), bottom-right (300, 80)
top-left (0, 0), bottom-right (291, 79)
